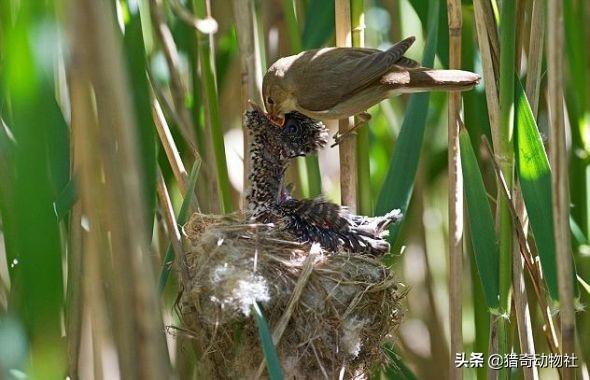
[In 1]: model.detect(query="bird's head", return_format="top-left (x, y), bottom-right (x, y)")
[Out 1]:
top-left (262, 65), bottom-right (295, 126)
top-left (244, 106), bottom-right (327, 160)
top-left (279, 112), bottom-right (328, 159)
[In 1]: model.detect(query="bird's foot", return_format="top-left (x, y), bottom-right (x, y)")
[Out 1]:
top-left (330, 112), bottom-right (371, 148)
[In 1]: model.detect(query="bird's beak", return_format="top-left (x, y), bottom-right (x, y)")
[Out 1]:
top-left (247, 99), bottom-right (283, 126)
top-left (269, 114), bottom-right (285, 127)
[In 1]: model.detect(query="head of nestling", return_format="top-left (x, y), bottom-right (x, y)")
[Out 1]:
top-left (244, 107), bottom-right (328, 160)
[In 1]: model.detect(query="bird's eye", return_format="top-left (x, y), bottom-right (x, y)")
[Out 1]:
top-left (267, 97), bottom-right (274, 105)
top-left (284, 119), bottom-right (298, 135)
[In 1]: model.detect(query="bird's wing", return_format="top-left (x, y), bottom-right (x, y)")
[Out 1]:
top-left (280, 197), bottom-right (350, 230)
top-left (292, 37), bottom-right (416, 111)
top-left (395, 56), bottom-right (421, 68)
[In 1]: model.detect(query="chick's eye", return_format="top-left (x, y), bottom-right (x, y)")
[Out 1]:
top-left (284, 120), bottom-right (297, 135)
top-left (267, 97), bottom-right (274, 105)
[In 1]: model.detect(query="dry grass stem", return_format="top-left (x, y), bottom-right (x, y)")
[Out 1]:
top-left (232, 0), bottom-right (264, 203)
top-left (66, 65), bottom-right (89, 380)
top-left (483, 137), bottom-right (559, 354)
top-left (149, 0), bottom-right (197, 151)
top-left (335, 0), bottom-right (358, 210)
top-left (513, 188), bottom-right (539, 380)
top-left (156, 169), bottom-right (191, 286)
top-left (547, 0), bottom-right (576, 377)
top-left (473, 0), bottom-right (501, 148)
top-left (525, 0), bottom-right (545, 116)
top-left (152, 97), bottom-right (189, 192)
top-left (447, 1), bottom-right (464, 379)
top-left (71, 0), bottom-right (171, 376)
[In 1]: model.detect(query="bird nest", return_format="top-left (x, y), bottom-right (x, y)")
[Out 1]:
top-left (178, 212), bottom-right (406, 379)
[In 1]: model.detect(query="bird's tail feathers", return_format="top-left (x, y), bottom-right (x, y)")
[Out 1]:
top-left (383, 69), bottom-right (481, 93)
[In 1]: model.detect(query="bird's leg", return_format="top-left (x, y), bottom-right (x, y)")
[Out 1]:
top-left (330, 112), bottom-right (371, 147)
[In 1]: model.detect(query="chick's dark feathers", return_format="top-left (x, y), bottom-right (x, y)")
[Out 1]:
top-left (244, 107), bottom-right (402, 255)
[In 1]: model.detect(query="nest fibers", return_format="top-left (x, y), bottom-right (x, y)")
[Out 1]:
top-left (178, 212), bottom-right (406, 379)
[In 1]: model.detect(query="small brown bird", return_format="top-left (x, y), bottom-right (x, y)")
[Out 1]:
top-left (263, 36), bottom-right (480, 126)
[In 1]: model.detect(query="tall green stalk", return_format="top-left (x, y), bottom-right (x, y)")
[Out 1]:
top-left (281, 0), bottom-right (322, 197)
top-left (497, 1), bottom-right (516, 376)
top-left (352, 0), bottom-right (371, 215)
top-left (193, 0), bottom-right (234, 213)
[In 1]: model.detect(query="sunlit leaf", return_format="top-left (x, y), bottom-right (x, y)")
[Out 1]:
top-left (460, 129), bottom-right (500, 308)
top-left (514, 81), bottom-right (559, 299)
top-left (515, 81), bottom-right (579, 299)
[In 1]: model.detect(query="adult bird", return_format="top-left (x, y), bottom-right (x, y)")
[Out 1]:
top-left (262, 36), bottom-right (480, 127)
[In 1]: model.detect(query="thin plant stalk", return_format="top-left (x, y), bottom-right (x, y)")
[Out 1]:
top-left (525, 0), bottom-right (544, 117)
top-left (512, 190), bottom-right (539, 380)
top-left (512, 120), bottom-right (538, 380)
top-left (70, 0), bottom-right (171, 376)
top-left (473, 0), bottom-right (500, 145)
top-left (232, 0), bottom-right (264, 204)
top-left (548, 0), bottom-right (576, 377)
top-left (152, 97), bottom-right (189, 192)
top-left (156, 169), bottom-right (190, 286)
top-left (496, 2), bottom-right (517, 377)
top-left (335, 0), bottom-right (357, 211)
top-left (511, 9), bottom-right (542, 378)
top-left (473, 2), bottom-right (502, 375)
top-left (447, 1), bottom-right (463, 378)
top-left (514, 0), bottom-right (526, 72)
top-left (193, 0), bottom-right (234, 213)
top-left (65, 67), bottom-right (86, 380)
top-left (158, 160), bottom-right (200, 293)
top-left (68, 56), bottom-right (107, 380)
top-left (351, 0), bottom-right (371, 215)
top-left (149, 0), bottom-right (198, 154)
top-left (483, 136), bottom-right (559, 354)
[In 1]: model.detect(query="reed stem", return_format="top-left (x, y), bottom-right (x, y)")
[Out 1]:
top-left (548, 0), bottom-right (576, 377)
top-left (351, 0), bottom-right (371, 215)
top-left (193, 0), bottom-right (234, 213)
top-left (232, 0), bottom-right (264, 204)
top-left (497, 2), bottom-right (517, 377)
top-left (447, 1), bottom-right (464, 378)
top-left (335, 0), bottom-right (357, 211)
